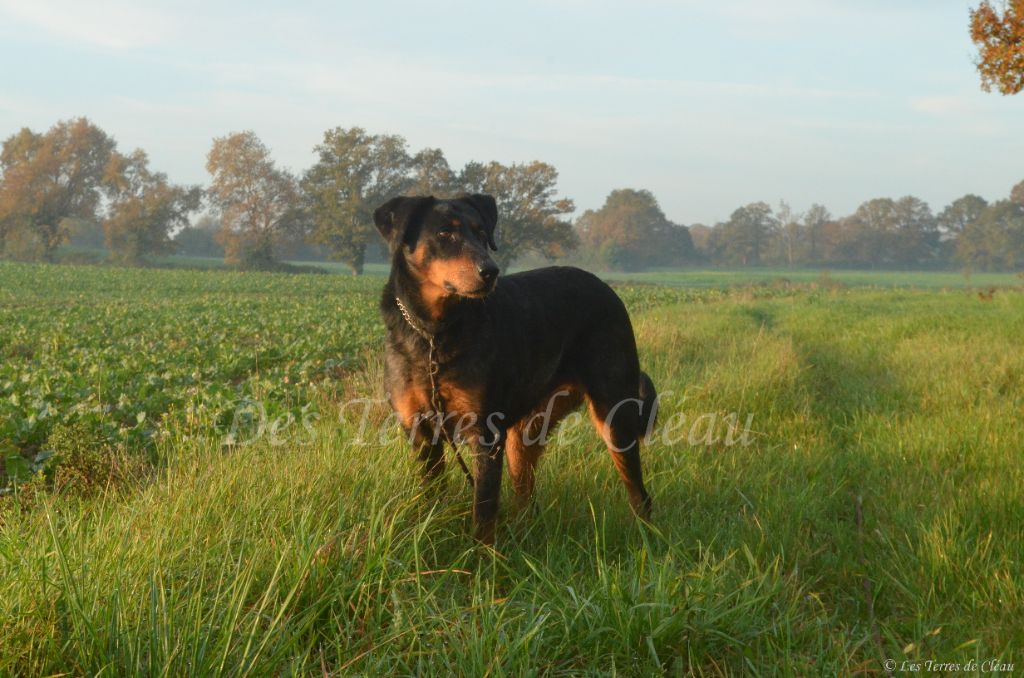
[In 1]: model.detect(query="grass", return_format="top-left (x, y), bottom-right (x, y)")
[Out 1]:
top-left (59, 244), bottom-right (1024, 289)
top-left (600, 267), bottom-right (1023, 289)
top-left (0, 263), bottom-right (1022, 675)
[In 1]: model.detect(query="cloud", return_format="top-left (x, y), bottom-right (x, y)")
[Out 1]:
top-left (0, 0), bottom-right (176, 49)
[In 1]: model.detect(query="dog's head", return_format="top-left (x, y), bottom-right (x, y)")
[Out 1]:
top-left (374, 193), bottom-right (500, 298)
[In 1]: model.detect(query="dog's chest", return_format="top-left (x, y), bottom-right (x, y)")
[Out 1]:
top-left (437, 378), bottom-right (484, 418)
top-left (386, 345), bottom-right (485, 421)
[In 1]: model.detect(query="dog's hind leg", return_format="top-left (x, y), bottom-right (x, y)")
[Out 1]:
top-left (574, 316), bottom-right (652, 520)
top-left (506, 386), bottom-right (584, 511)
top-left (638, 370), bottom-right (659, 440)
top-left (586, 393), bottom-right (652, 521)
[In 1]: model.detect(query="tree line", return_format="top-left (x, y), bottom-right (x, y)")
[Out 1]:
top-left (0, 118), bottom-right (576, 274)
top-left (1, 117), bottom-right (1022, 273)
top-left (687, 188), bottom-right (1024, 271)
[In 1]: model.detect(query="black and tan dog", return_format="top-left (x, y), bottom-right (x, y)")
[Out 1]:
top-left (374, 193), bottom-right (657, 545)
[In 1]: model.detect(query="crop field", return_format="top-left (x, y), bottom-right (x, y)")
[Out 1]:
top-left (1, 261), bottom-right (1022, 675)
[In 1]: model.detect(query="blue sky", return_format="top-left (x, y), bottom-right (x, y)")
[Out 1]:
top-left (1, 0), bottom-right (1021, 225)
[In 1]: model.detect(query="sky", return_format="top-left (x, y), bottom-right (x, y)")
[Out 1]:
top-left (1, 0), bottom-right (1022, 226)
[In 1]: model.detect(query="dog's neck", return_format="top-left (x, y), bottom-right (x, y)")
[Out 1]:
top-left (388, 256), bottom-right (458, 333)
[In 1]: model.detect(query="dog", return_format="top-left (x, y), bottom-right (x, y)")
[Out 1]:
top-left (374, 193), bottom-right (657, 546)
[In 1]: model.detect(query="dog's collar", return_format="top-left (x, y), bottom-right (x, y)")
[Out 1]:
top-left (394, 296), bottom-right (432, 340)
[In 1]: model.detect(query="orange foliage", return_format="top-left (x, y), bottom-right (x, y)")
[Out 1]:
top-left (970, 0), bottom-right (1024, 94)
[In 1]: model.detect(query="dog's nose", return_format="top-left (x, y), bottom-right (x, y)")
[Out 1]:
top-left (477, 261), bottom-right (499, 284)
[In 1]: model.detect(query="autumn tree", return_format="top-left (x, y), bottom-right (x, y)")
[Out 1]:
top-left (1011, 179), bottom-right (1024, 206)
top-left (457, 160), bottom-right (576, 272)
top-left (206, 131), bottom-right (303, 268)
top-left (828, 197), bottom-right (937, 266)
top-left (838, 198), bottom-right (894, 265)
top-left (970, 0), bottom-right (1024, 94)
top-left (577, 188), bottom-right (694, 270)
top-left (890, 196), bottom-right (939, 264)
top-left (103, 149), bottom-right (202, 265)
top-left (803, 203), bottom-right (832, 263)
top-left (409, 148), bottom-right (457, 196)
top-left (0, 118), bottom-right (116, 260)
top-left (303, 127), bottom-right (414, 274)
top-left (687, 223), bottom-right (713, 261)
top-left (938, 194), bottom-right (989, 235)
top-left (957, 200), bottom-right (1024, 269)
top-left (936, 195), bottom-right (987, 264)
top-left (717, 202), bottom-right (777, 265)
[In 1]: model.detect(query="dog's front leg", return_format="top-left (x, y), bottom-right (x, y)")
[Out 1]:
top-left (393, 407), bottom-right (445, 488)
top-left (472, 426), bottom-right (506, 546)
top-left (415, 436), bottom-right (445, 484)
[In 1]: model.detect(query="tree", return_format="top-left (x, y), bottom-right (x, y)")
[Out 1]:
top-left (819, 218), bottom-right (865, 266)
top-left (890, 196), bottom-right (939, 265)
top-left (0, 118), bottom-right (116, 260)
top-left (970, 0), bottom-right (1024, 94)
top-left (772, 200), bottom-right (804, 266)
top-left (458, 160), bottom-right (576, 272)
top-left (173, 213), bottom-right (225, 258)
top-left (1011, 179), bottom-right (1024, 206)
top-left (303, 127), bottom-right (414, 274)
top-left (957, 200), bottom-right (1024, 270)
top-left (577, 188), bottom-right (694, 270)
top-left (657, 223), bottom-right (697, 268)
top-left (206, 131), bottom-right (303, 268)
top-left (687, 223), bottom-right (713, 261)
top-left (64, 217), bottom-right (106, 250)
top-left (844, 198), bottom-right (895, 265)
top-left (803, 203), bottom-right (832, 263)
top-left (103, 149), bottom-right (202, 265)
top-left (717, 202), bottom-right (776, 265)
top-left (937, 195), bottom-right (987, 265)
top-left (409, 148), bottom-right (457, 196)
top-left (938, 194), bottom-right (989, 235)
top-left (828, 197), bottom-right (937, 266)
top-left (0, 129), bottom-right (38, 257)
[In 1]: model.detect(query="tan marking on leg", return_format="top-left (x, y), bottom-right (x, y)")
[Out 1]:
top-left (505, 386), bottom-right (584, 510)
top-left (392, 383), bottom-right (445, 481)
top-left (505, 427), bottom-right (541, 510)
top-left (586, 398), bottom-right (613, 446)
top-left (586, 395), bottom-right (651, 520)
top-left (438, 381), bottom-right (483, 417)
top-left (392, 385), bottom-right (429, 428)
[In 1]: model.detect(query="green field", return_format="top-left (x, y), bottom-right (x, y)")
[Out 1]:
top-left (598, 267), bottom-right (1022, 289)
top-left (1, 261), bottom-right (1022, 675)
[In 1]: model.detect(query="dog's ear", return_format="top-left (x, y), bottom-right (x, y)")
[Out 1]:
top-left (457, 193), bottom-right (499, 251)
top-left (374, 196), bottom-right (435, 251)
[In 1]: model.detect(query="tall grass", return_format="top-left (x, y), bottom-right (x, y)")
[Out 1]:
top-left (1, 284), bottom-right (1021, 675)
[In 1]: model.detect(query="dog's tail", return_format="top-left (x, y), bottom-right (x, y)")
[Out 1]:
top-left (639, 370), bottom-right (658, 441)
